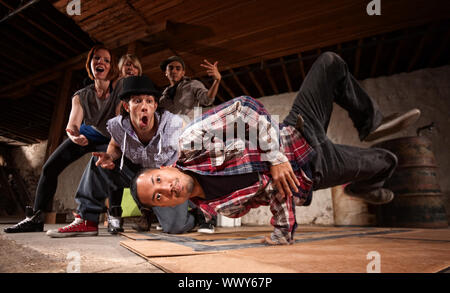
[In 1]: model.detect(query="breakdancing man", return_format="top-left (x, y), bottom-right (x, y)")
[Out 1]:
top-left (129, 52), bottom-right (420, 245)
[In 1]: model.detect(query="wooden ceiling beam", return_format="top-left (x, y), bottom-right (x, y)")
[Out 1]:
top-left (0, 0), bottom-right (78, 55)
top-left (280, 57), bottom-right (292, 92)
top-left (246, 66), bottom-right (265, 97)
top-left (0, 126), bottom-right (40, 144)
top-left (336, 43), bottom-right (343, 56)
top-left (0, 46), bottom-right (38, 73)
top-left (229, 68), bottom-right (250, 96)
top-left (219, 79), bottom-right (236, 99)
top-left (127, 41), bottom-right (144, 58)
top-left (408, 23), bottom-right (439, 72)
top-left (370, 35), bottom-right (385, 77)
top-left (263, 61), bottom-right (279, 95)
top-left (38, 8), bottom-right (91, 49)
top-left (428, 28), bottom-right (450, 68)
top-left (353, 39), bottom-right (363, 79)
top-left (5, 21), bottom-right (68, 59)
top-left (198, 77), bottom-right (225, 103)
top-left (297, 53), bottom-right (306, 81)
top-left (0, 26), bottom-right (57, 64)
top-left (0, 59), bottom-right (24, 80)
top-left (0, 53), bottom-right (85, 97)
top-left (45, 70), bottom-right (73, 159)
top-left (388, 30), bottom-right (408, 75)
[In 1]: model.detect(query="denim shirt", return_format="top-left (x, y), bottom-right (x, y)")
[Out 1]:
top-left (106, 110), bottom-right (183, 168)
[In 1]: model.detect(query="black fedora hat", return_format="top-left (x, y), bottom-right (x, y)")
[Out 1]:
top-left (159, 56), bottom-right (185, 72)
top-left (119, 75), bottom-right (161, 101)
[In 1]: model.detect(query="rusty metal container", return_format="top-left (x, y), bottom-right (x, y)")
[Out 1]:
top-left (373, 136), bottom-right (448, 228)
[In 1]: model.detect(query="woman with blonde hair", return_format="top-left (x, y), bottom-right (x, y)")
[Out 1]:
top-left (118, 53), bottom-right (142, 77)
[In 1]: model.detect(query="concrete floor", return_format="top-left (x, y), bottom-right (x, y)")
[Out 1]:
top-left (0, 221), bottom-right (164, 273)
top-left (2, 219), bottom-right (449, 273)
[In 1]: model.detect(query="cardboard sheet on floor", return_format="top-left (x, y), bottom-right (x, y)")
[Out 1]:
top-left (368, 228), bottom-right (450, 242)
top-left (146, 234), bottom-right (450, 273)
top-left (120, 226), bottom-right (450, 272)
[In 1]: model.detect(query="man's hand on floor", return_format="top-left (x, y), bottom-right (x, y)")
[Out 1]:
top-left (270, 161), bottom-right (300, 200)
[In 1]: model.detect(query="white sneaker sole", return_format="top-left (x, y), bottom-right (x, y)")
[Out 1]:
top-left (197, 228), bottom-right (215, 234)
top-left (345, 187), bottom-right (394, 205)
top-left (46, 230), bottom-right (98, 238)
top-left (365, 109), bottom-right (421, 142)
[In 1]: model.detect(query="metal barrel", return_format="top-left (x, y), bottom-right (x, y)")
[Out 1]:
top-left (373, 136), bottom-right (448, 228)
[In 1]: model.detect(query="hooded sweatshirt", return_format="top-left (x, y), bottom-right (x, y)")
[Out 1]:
top-left (106, 110), bottom-right (183, 169)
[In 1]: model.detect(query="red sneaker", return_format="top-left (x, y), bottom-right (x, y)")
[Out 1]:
top-left (46, 213), bottom-right (98, 238)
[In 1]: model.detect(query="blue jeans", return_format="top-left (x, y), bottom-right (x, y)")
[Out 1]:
top-left (33, 139), bottom-right (108, 212)
top-left (283, 52), bottom-right (397, 193)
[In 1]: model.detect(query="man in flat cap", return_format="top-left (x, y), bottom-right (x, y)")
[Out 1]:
top-left (159, 56), bottom-right (222, 120)
top-left (158, 56), bottom-right (222, 233)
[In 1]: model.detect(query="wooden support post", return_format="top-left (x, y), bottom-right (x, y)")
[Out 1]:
top-left (230, 68), bottom-right (250, 96)
top-left (388, 30), bottom-right (408, 75)
top-left (127, 41), bottom-right (144, 58)
top-left (407, 23), bottom-right (437, 72)
top-left (263, 60), bottom-right (278, 95)
top-left (219, 78), bottom-right (236, 99)
top-left (297, 53), bottom-right (306, 81)
top-left (280, 57), bottom-right (292, 92)
top-left (428, 29), bottom-right (450, 68)
top-left (45, 70), bottom-right (73, 161)
top-left (353, 39), bottom-right (363, 79)
top-left (370, 35), bottom-right (384, 77)
top-left (246, 66), bottom-right (265, 97)
top-left (42, 70), bottom-right (74, 222)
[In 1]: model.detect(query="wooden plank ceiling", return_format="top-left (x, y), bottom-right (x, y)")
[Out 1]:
top-left (0, 0), bottom-right (449, 147)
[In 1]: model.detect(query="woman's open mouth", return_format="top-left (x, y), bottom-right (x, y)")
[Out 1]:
top-left (95, 66), bottom-right (105, 73)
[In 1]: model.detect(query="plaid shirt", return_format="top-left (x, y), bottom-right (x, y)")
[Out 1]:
top-left (176, 96), bottom-right (315, 244)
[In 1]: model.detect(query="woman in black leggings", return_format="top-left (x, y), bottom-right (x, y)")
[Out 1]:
top-left (4, 44), bottom-right (122, 233)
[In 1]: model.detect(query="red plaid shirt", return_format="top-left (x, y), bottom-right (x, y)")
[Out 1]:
top-left (176, 96), bottom-right (315, 244)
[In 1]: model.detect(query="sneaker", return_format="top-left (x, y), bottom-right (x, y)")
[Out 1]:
top-left (345, 186), bottom-right (394, 205)
top-left (197, 222), bottom-right (215, 234)
top-left (46, 213), bottom-right (98, 238)
top-left (107, 206), bottom-right (123, 234)
top-left (364, 109), bottom-right (421, 142)
top-left (192, 208), bottom-right (216, 234)
top-left (131, 209), bottom-right (152, 232)
top-left (3, 210), bottom-right (44, 233)
top-left (107, 214), bottom-right (124, 234)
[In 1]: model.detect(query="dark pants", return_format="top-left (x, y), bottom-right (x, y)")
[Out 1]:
top-left (75, 156), bottom-right (196, 234)
top-left (283, 52), bottom-right (397, 193)
top-left (33, 138), bottom-right (107, 212)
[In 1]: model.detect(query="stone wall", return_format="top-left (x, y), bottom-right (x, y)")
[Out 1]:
top-left (10, 139), bottom-right (89, 214)
top-left (242, 65), bottom-right (450, 226)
